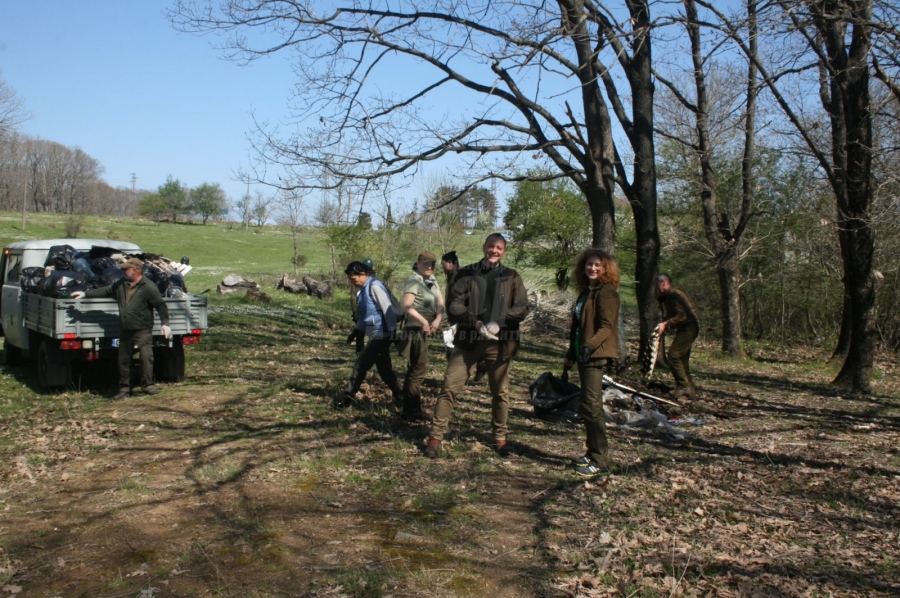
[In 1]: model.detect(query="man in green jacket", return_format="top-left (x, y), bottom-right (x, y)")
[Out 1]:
top-left (72, 257), bottom-right (171, 399)
top-left (655, 273), bottom-right (699, 399)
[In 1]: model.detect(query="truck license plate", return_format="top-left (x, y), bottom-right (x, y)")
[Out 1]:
top-left (112, 338), bottom-right (120, 347)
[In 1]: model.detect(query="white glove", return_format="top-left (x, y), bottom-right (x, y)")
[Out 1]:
top-left (160, 325), bottom-right (172, 339)
top-left (70, 291), bottom-right (85, 299)
top-left (482, 321), bottom-right (500, 340)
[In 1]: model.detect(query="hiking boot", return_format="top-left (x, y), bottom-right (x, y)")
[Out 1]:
top-left (494, 439), bottom-right (514, 457)
top-left (572, 455), bottom-right (591, 466)
top-left (401, 407), bottom-right (427, 423)
top-left (574, 462), bottom-right (609, 478)
top-left (143, 385), bottom-right (160, 396)
top-left (113, 389), bottom-right (130, 400)
top-left (333, 391), bottom-right (355, 410)
top-left (425, 438), bottom-right (441, 459)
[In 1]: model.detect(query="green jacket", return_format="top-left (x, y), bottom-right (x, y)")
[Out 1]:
top-left (86, 276), bottom-right (170, 332)
top-left (567, 282), bottom-right (620, 362)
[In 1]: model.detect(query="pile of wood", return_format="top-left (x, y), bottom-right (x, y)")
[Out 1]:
top-left (275, 274), bottom-right (333, 299)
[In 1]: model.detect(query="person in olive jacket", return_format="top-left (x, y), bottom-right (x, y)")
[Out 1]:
top-left (563, 249), bottom-right (620, 478)
top-left (72, 257), bottom-right (171, 399)
top-left (655, 273), bottom-right (699, 399)
top-left (426, 233), bottom-right (529, 458)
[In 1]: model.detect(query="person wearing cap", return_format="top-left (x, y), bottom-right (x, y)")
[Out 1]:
top-left (426, 233), bottom-right (529, 458)
top-left (71, 257), bottom-right (171, 399)
top-left (349, 258), bottom-right (376, 355)
top-left (440, 251), bottom-right (459, 298)
top-left (338, 260), bottom-right (403, 408)
top-left (397, 251), bottom-right (444, 420)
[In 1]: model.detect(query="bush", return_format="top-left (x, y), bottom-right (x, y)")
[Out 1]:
top-left (65, 215), bottom-right (85, 238)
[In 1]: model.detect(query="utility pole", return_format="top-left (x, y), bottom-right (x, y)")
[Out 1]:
top-left (244, 176), bottom-right (251, 229)
top-left (21, 171), bottom-right (27, 231)
top-left (130, 173), bottom-right (137, 205)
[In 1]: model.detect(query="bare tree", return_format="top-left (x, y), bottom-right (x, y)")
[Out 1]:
top-left (419, 173), bottom-right (464, 254)
top-left (275, 189), bottom-right (309, 275)
top-left (170, 0), bottom-right (664, 354)
top-left (0, 73), bottom-right (31, 135)
top-left (251, 190), bottom-right (274, 227)
top-left (655, 0), bottom-right (761, 358)
top-left (699, 0), bottom-right (889, 392)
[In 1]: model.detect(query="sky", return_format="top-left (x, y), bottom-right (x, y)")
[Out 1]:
top-left (0, 1), bottom-right (299, 208)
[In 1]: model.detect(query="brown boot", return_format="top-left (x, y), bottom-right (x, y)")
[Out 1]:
top-left (494, 439), bottom-right (514, 457)
top-left (425, 438), bottom-right (441, 459)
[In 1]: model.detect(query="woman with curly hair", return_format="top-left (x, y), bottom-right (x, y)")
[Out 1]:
top-left (563, 249), bottom-right (620, 477)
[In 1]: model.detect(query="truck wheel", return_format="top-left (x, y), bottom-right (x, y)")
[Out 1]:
top-left (154, 341), bottom-right (185, 383)
top-left (37, 339), bottom-right (72, 389)
top-left (3, 339), bottom-right (24, 366)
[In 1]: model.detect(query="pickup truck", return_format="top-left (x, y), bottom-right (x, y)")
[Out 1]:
top-left (1, 239), bottom-right (208, 389)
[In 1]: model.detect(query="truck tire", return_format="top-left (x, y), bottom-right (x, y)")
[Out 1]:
top-left (3, 339), bottom-right (24, 366)
top-left (37, 338), bottom-right (72, 389)
top-left (154, 341), bottom-right (185, 383)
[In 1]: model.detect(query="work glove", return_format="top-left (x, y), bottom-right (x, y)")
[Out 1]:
top-left (160, 325), bottom-right (172, 339)
top-left (347, 329), bottom-right (364, 345)
top-left (482, 321), bottom-right (500, 340)
top-left (70, 291), bottom-right (85, 299)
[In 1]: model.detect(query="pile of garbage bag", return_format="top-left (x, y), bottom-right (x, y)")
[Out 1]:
top-left (530, 371), bottom-right (706, 440)
top-left (20, 244), bottom-right (190, 299)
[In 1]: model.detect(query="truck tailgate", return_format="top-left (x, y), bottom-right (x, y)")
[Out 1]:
top-left (23, 294), bottom-right (208, 339)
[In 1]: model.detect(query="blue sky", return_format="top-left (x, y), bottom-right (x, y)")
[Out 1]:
top-left (1, 1), bottom-right (297, 206)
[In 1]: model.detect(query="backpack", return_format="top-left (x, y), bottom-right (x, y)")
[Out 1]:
top-left (368, 280), bottom-right (406, 331)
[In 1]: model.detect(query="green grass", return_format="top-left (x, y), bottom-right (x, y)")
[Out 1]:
top-left (0, 211), bottom-right (490, 293)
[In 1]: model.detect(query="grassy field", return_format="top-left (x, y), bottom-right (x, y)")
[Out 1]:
top-left (0, 212), bottom-right (498, 296)
top-left (0, 213), bottom-right (898, 597)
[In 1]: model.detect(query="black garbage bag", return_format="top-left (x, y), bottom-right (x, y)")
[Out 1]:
top-left (86, 245), bottom-right (126, 260)
top-left (530, 371), bottom-right (582, 424)
top-left (44, 244), bottom-right (79, 270)
top-left (96, 266), bottom-right (124, 287)
top-left (70, 257), bottom-right (97, 281)
top-left (167, 273), bottom-right (186, 292)
top-left (142, 263), bottom-right (170, 294)
top-left (89, 256), bottom-right (118, 276)
top-left (41, 270), bottom-right (86, 298)
top-left (19, 267), bottom-right (46, 293)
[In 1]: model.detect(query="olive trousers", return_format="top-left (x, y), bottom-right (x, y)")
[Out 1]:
top-left (665, 321), bottom-right (699, 396)
top-left (577, 360), bottom-right (613, 467)
top-left (429, 340), bottom-right (511, 444)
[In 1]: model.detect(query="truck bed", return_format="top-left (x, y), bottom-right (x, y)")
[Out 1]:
top-left (23, 293), bottom-right (208, 339)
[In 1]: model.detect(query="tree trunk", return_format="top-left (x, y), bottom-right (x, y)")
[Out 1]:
top-left (684, 0), bottom-right (749, 358)
top-left (831, 291), bottom-right (852, 363)
top-left (830, 227), bottom-right (852, 363)
top-left (718, 250), bottom-right (746, 358)
top-left (623, 0), bottom-right (662, 366)
top-left (815, 1), bottom-right (875, 393)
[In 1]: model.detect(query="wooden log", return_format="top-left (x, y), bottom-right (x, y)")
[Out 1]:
top-left (302, 275), bottom-right (333, 299)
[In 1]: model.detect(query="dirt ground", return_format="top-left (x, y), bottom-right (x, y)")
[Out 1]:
top-left (1, 323), bottom-right (899, 597)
